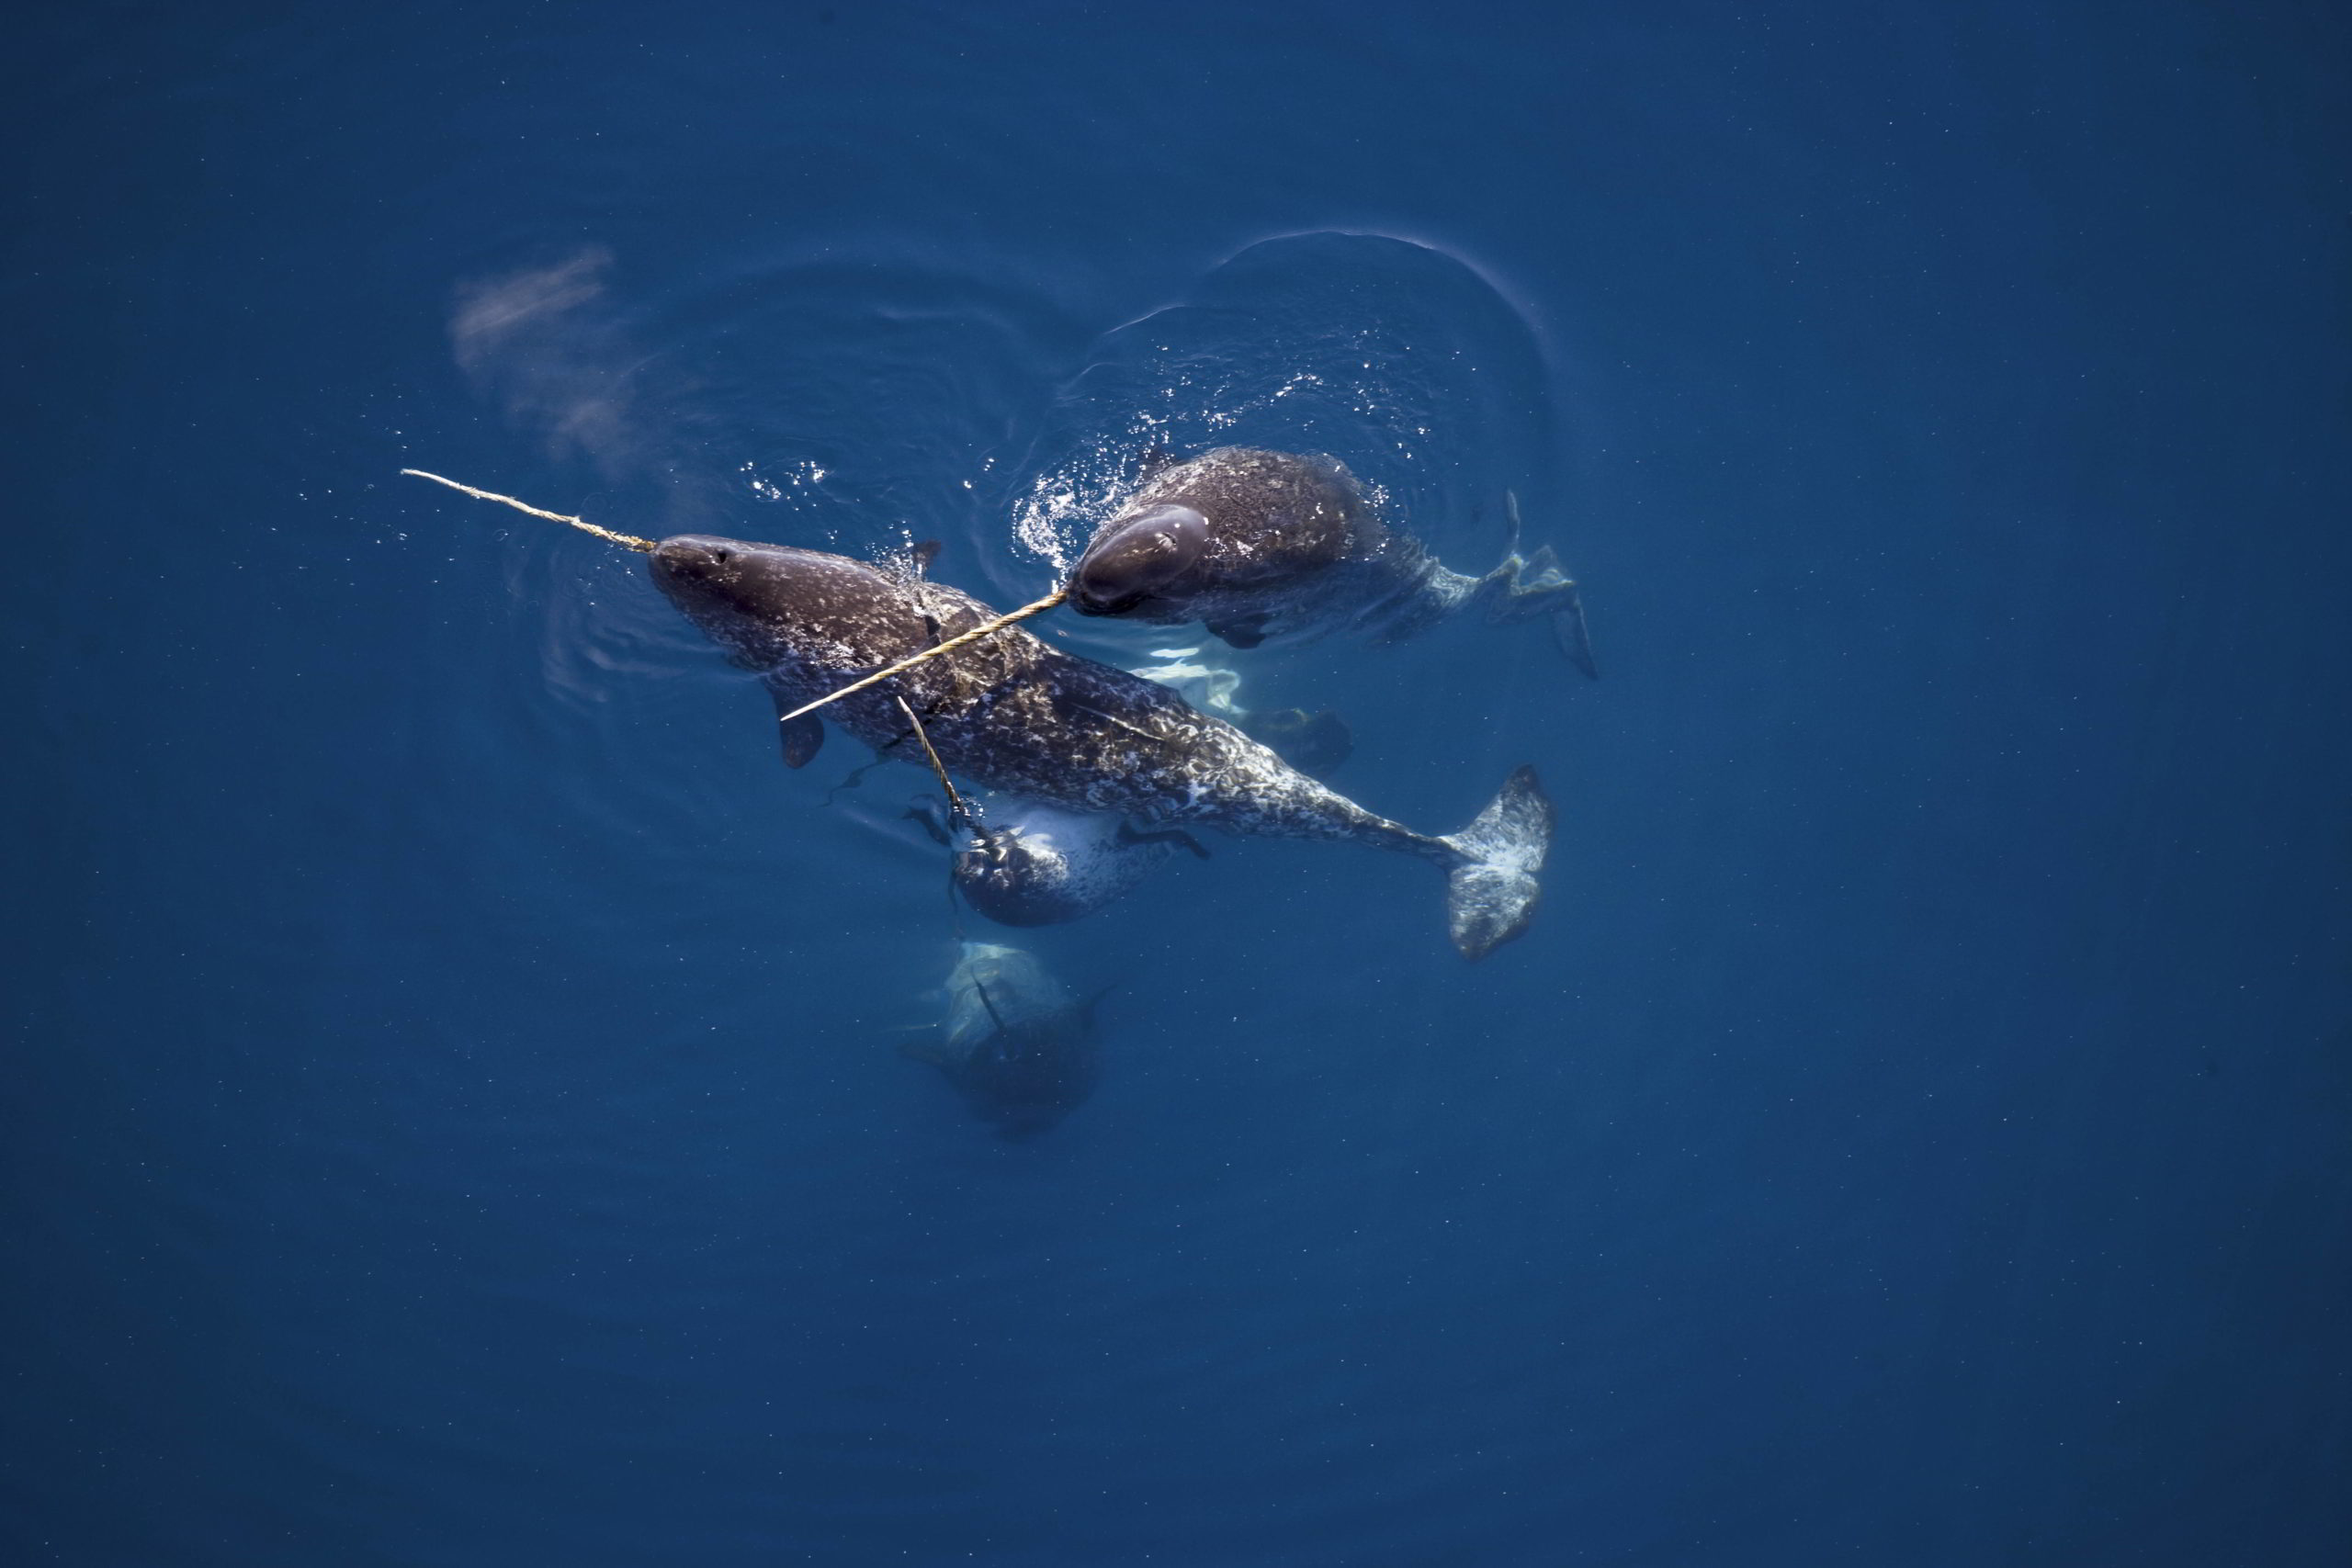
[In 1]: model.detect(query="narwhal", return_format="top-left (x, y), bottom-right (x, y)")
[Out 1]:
top-left (909, 796), bottom-right (1208, 928)
top-left (896, 941), bottom-right (1105, 1137)
top-left (406, 471), bottom-right (1554, 959)
top-left (1064, 446), bottom-right (1599, 675)
top-left (904, 642), bottom-right (1340, 928)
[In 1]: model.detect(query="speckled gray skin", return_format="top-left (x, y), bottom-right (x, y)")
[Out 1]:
top-left (950, 804), bottom-right (1200, 927)
top-left (648, 534), bottom-right (1553, 958)
top-left (907, 796), bottom-right (1200, 926)
top-left (1068, 446), bottom-right (1597, 673)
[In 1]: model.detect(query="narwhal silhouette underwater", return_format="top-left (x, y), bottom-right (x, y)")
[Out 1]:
top-left (897, 941), bottom-right (1106, 1137)
top-left (1065, 446), bottom-right (1600, 676)
top-left (406, 471), bottom-right (1555, 959)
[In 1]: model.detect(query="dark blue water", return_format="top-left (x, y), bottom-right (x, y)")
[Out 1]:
top-left (7, 4), bottom-right (2346, 1563)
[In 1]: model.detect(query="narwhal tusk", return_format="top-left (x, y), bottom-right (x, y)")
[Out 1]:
top-left (401, 468), bottom-right (658, 553)
top-left (893, 694), bottom-right (982, 833)
top-left (403, 465), bottom-right (1066, 718)
top-left (774, 587), bottom-right (1069, 726)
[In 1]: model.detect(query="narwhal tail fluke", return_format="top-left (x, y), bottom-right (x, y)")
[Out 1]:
top-left (1434, 766), bottom-right (1555, 961)
top-left (1475, 491), bottom-right (1599, 679)
top-left (1552, 583), bottom-right (1600, 681)
top-left (1469, 547), bottom-right (1600, 680)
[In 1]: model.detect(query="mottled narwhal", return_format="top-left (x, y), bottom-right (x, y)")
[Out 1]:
top-left (648, 531), bottom-right (1552, 958)
top-left (905, 643), bottom-right (1338, 928)
top-left (1067, 446), bottom-right (1599, 675)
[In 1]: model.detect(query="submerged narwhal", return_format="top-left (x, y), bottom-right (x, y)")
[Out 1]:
top-left (1065, 446), bottom-right (1599, 675)
top-left (896, 941), bottom-right (1105, 1137)
top-left (405, 471), bottom-right (1555, 958)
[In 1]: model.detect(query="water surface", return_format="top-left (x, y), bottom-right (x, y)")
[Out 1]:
top-left (6, 4), bottom-right (2347, 1564)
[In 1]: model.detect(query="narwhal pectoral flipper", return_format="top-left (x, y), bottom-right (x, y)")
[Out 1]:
top-left (771, 689), bottom-right (827, 767)
top-left (1434, 766), bottom-right (1555, 961)
top-left (1115, 821), bottom-right (1211, 861)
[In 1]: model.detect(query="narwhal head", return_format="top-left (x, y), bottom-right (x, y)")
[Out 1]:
top-left (952, 821), bottom-right (1088, 927)
top-left (649, 533), bottom-right (903, 673)
top-left (402, 468), bottom-right (1057, 728)
top-left (1068, 502), bottom-right (1211, 619)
